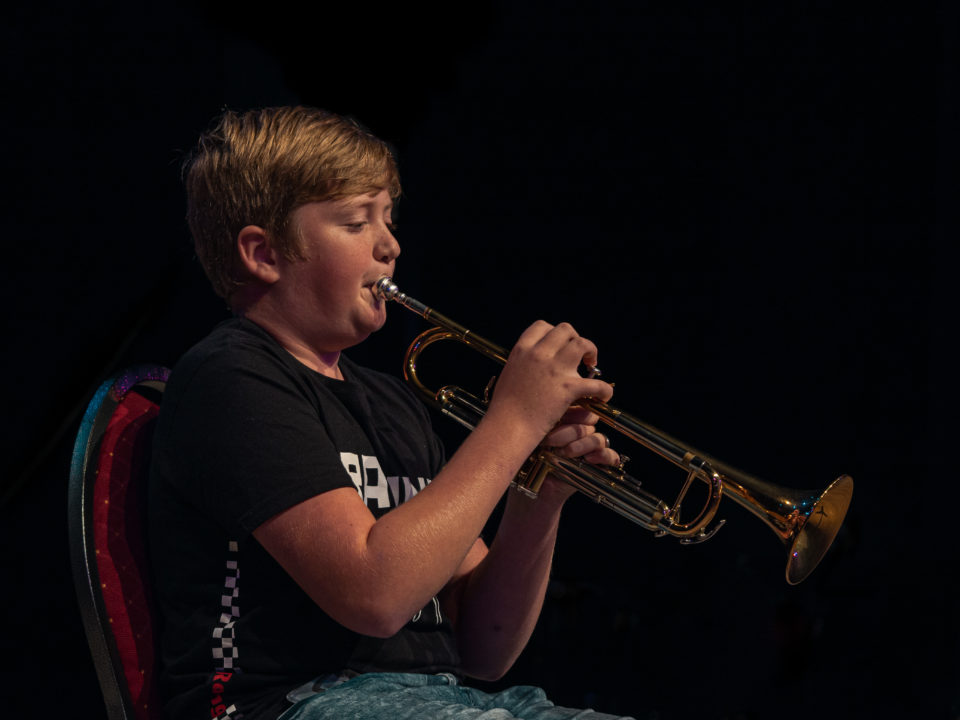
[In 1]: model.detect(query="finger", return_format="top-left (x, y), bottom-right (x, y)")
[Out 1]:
top-left (555, 331), bottom-right (599, 371)
top-left (523, 322), bottom-right (597, 369)
top-left (577, 378), bottom-right (614, 403)
top-left (582, 447), bottom-right (622, 467)
top-left (555, 407), bottom-right (600, 427)
top-left (579, 433), bottom-right (621, 466)
top-left (552, 429), bottom-right (611, 459)
top-left (518, 321), bottom-right (578, 365)
top-left (540, 323), bottom-right (600, 370)
top-left (544, 423), bottom-right (594, 448)
top-left (511, 320), bottom-right (556, 352)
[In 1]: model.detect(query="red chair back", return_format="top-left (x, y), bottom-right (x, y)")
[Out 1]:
top-left (69, 366), bottom-right (169, 720)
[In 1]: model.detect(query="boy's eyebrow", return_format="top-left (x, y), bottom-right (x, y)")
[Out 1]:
top-left (337, 193), bottom-right (392, 211)
top-left (343, 203), bottom-right (393, 218)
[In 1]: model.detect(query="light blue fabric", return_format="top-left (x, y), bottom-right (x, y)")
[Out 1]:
top-left (278, 672), bottom-right (635, 720)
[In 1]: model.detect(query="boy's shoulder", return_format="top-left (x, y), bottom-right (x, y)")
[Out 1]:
top-left (165, 317), bottom-right (299, 399)
top-left (172, 318), bottom-right (411, 402)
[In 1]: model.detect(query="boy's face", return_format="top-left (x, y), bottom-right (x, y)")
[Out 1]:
top-left (274, 188), bottom-right (400, 352)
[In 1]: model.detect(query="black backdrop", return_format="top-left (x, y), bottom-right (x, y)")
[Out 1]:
top-left (2, 2), bottom-right (955, 718)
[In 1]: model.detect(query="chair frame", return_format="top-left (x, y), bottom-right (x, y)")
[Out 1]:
top-left (68, 365), bottom-right (170, 720)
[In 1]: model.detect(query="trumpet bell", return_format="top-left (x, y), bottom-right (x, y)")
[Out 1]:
top-left (706, 455), bottom-right (854, 584)
top-left (784, 474), bottom-right (854, 584)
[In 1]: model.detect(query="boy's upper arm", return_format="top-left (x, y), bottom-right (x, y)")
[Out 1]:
top-left (253, 486), bottom-right (488, 636)
top-left (253, 486), bottom-right (379, 628)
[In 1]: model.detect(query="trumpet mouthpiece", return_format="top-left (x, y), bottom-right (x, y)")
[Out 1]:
top-left (375, 276), bottom-right (399, 301)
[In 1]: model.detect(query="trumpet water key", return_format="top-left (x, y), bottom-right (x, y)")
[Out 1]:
top-left (375, 277), bottom-right (853, 585)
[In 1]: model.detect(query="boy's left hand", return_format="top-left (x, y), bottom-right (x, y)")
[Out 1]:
top-left (544, 406), bottom-right (621, 466)
top-left (533, 406), bottom-right (621, 503)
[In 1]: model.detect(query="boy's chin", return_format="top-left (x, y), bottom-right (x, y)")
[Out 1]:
top-left (357, 312), bottom-right (388, 338)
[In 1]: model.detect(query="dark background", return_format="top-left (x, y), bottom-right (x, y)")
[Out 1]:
top-left (1, 2), bottom-right (955, 718)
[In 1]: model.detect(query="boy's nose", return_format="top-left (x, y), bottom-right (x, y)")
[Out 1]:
top-left (376, 227), bottom-right (401, 263)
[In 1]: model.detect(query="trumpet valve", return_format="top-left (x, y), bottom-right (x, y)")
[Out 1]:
top-left (513, 454), bottom-right (551, 498)
top-left (615, 453), bottom-right (630, 474)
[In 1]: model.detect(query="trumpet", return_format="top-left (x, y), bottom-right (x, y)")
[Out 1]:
top-left (375, 277), bottom-right (853, 584)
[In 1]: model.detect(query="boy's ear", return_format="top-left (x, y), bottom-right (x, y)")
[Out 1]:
top-left (236, 225), bottom-right (280, 284)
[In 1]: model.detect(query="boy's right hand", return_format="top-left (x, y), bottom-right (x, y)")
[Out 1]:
top-left (486, 320), bottom-right (615, 442)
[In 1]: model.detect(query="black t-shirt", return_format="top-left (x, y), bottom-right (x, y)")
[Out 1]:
top-left (148, 318), bottom-right (460, 720)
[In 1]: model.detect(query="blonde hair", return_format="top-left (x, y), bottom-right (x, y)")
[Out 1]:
top-left (184, 106), bottom-right (401, 301)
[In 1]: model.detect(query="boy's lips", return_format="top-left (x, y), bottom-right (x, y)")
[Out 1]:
top-left (366, 283), bottom-right (386, 307)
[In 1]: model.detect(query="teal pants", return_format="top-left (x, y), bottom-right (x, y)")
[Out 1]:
top-left (279, 672), bottom-right (635, 720)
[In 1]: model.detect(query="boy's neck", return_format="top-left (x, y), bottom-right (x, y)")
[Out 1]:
top-left (240, 304), bottom-right (345, 380)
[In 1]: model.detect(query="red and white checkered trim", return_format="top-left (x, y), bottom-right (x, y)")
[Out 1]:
top-left (212, 541), bottom-right (240, 670)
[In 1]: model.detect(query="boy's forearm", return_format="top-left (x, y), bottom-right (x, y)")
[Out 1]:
top-left (342, 408), bottom-right (545, 631)
top-left (451, 482), bottom-right (568, 681)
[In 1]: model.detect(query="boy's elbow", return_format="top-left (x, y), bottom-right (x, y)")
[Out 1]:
top-left (320, 596), bottom-right (414, 639)
top-left (462, 659), bottom-right (514, 683)
top-left (357, 610), bottom-right (410, 639)
top-left (458, 642), bottom-right (520, 682)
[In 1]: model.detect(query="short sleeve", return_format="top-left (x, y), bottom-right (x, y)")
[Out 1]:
top-left (153, 334), bottom-right (355, 537)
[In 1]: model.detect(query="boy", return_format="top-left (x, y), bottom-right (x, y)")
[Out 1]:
top-left (149, 106), bottom-right (632, 719)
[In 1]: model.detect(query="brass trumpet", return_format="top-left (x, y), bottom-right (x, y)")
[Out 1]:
top-left (375, 277), bottom-right (853, 584)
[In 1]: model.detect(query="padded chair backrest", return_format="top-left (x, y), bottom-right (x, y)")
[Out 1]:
top-left (69, 366), bottom-right (170, 720)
